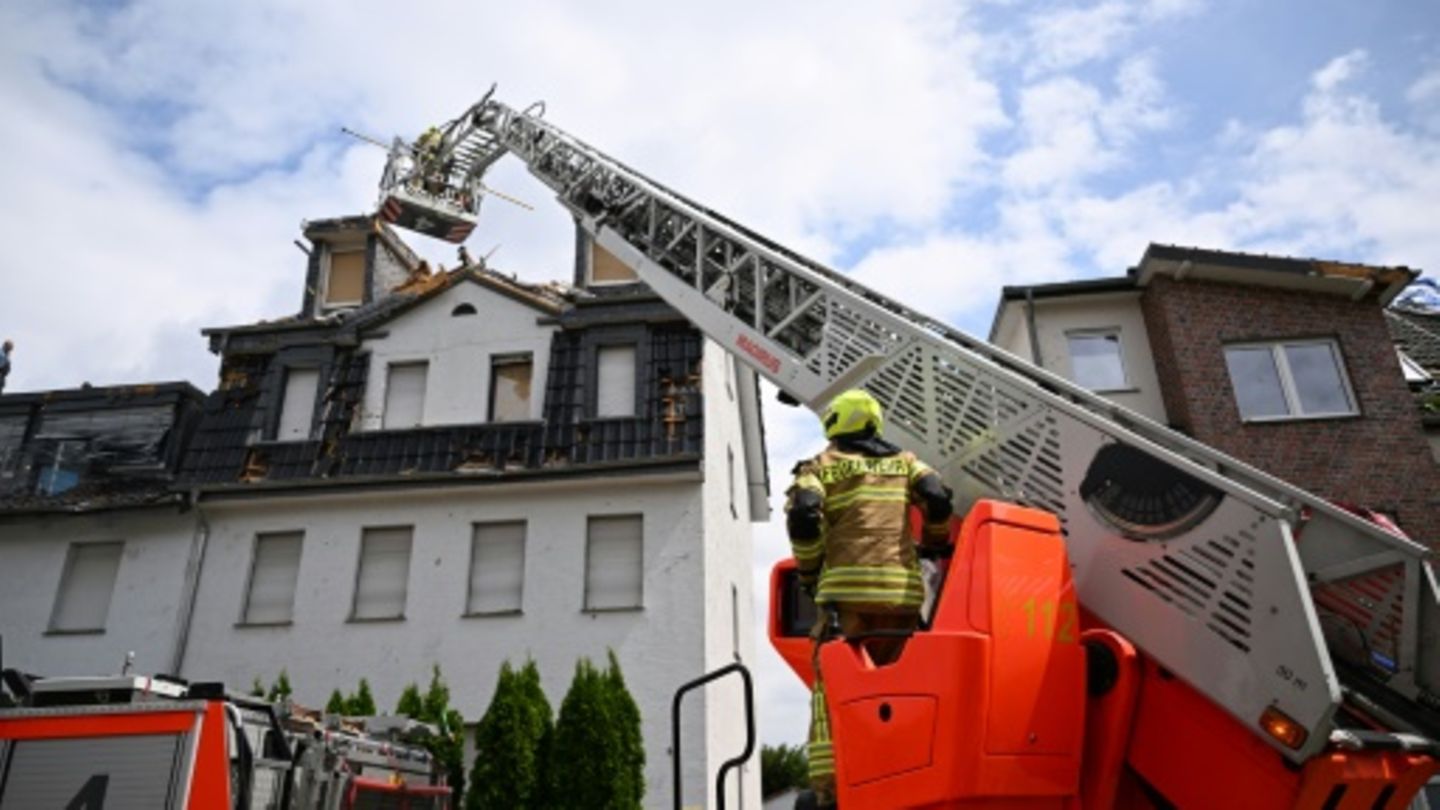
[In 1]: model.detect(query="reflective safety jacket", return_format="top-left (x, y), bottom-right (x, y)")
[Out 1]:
top-left (786, 440), bottom-right (950, 608)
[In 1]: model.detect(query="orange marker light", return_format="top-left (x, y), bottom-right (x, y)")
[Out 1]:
top-left (1260, 707), bottom-right (1307, 750)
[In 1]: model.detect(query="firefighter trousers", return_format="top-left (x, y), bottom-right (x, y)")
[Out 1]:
top-left (807, 604), bottom-right (919, 801)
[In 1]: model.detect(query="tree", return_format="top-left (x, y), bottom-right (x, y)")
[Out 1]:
top-left (395, 667), bottom-right (467, 803)
top-left (266, 669), bottom-right (293, 702)
top-left (548, 659), bottom-right (615, 808)
top-left (325, 689), bottom-right (347, 715)
top-left (548, 654), bottom-right (644, 810)
top-left (423, 666), bottom-right (467, 803)
top-left (396, 682), bottom-right (424, 718)
top-left (348, 678), bottom-right (377, 716)
top-left (249, 677), bottom-right (265, 698)
top-left (761, 744), bottom-right (808, 798)
top-left (469, 660), bottom-right (552, 810)
top-left (604, 652), bottom-right (645, 808)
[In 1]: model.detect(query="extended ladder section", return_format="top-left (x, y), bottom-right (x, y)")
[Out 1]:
top-left (414, 97), bottom-right (1437, 761)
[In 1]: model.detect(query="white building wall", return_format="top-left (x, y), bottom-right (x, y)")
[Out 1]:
top-left (995, 294), bottom-right (1169, 423)
top-left (181, 473), bottom-right (709, 809)
top-left (698, 341), bottom-right (763, 810)
top-left (359, 281), bottom-right (554, 429)
top-left (0, 508), bottom-right (196, 677)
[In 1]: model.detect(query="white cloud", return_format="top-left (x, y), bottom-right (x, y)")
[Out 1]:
top-left (1022, 0), bottom-right (1201, 75)
top-left (1406, 66), bottom-right (1440, 133)
top-left (1055, 49), bottom-right (1440, 275)
top-left (1002, 56), bottom-right (1174, 192)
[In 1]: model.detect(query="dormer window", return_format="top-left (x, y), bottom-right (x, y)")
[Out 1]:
top-left (323, 246), bottom-right (366, 308)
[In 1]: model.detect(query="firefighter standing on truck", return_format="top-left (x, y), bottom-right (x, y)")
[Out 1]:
top-left (787, 389), bottom-right (954, 808)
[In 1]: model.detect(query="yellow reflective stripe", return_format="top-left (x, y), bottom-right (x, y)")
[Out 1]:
top-left (824, 485), bottom-right (907, 512)
top-left (822, 565), bottom-right (919, 580)
top-left (792, 473), bottom-right (823, 493)
top-left (792, 544), bottom-right (825, 567)
top-left (908, 458), bottom-right (934, 483)
top-left (791, 538), bottom-right (825, 557)
top-left (818, 587), bottom-right (924, 605)
top-left (817, 565), bottom-right (924, 605)
top-left (817, 456), bottom-right (910, 483)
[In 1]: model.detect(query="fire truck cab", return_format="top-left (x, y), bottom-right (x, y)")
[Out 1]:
top-left (0, 670), bottom-right (451, 810)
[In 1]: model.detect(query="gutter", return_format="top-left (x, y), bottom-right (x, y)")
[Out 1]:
top-left (1024, 287), bottom-right (1043, 366)
top-left (168, 491), bottom-right (210, 676)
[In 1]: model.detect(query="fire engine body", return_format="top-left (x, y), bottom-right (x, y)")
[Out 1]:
top-left (374, 91), bottom-right (1440, 808)
top-left (0, 672), bottom-right (450, 809)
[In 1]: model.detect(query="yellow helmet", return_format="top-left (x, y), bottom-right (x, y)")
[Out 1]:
top-left (821, 389), bottom-right (883, 439)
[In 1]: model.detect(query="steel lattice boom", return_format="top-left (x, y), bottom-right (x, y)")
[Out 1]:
top-left (378, 95), bottom-right (1440, 761)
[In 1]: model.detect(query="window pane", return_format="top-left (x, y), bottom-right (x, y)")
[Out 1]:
top-left (326, 249), bottom-right (366, 305)
top-left (1067, 333), bottom-right (1127, 390)
top-left (586, 515), bottom-right (642, 610)
top-left (383, 363), bottom-right (428, 429)
top-left (245, 532), bottom-right (303, 624)
top-left (468, 522), bottom-right (525, 614)
top-left (1285, 343), bottom-right (1353, 415)
top-left (1, 735), bottom-right (185, 808)
top-left (278, 368), bottom-right (319, 440)
top-left (354, 527), bottom-right (412, 619)
top-left (1224, 347), bottom-right (1289, 419)
top-left (490, 358), bottom-right (533, 422)
top-left (34, 440), bottom-right (84, 496)
top-left (51, 542), bottom-right (123, 632)
top-left (597, 346), bottom-right (636, 417)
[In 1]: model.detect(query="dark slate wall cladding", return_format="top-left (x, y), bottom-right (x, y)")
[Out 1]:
top-left (181, 354), bottom-right (272, 484)
top-left (177, 311), bottom-right (705, 490)
top-left (543, 323), bottom-right (703, 465)
top-left (0, 385), bottom-right (201, 511)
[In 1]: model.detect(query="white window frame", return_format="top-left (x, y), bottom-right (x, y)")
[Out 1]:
top-left (322, 244), bottom-right (366, 309)
top-left (488, 353), bottom-right (534, 423)
top-left (595, 345), bottom-right (637, 418)
top-left (1064, 328), bottom-right (1130, 393)
top-left (239, 531), bottom-right (304, 626)
top-left (465, 521), bottom-right (527, 616)
top-left (584, 514), bottom-right (644, 612)
top-left (48, 541), bottom-right (124, 634)
top-left (1224, 338), bottom-right (1359, 422)
top-left (275, 367), bottom-right (320, 441)
top-left (382, 361), bottom-right (429, 430)
top-left (350, 526), bottom-right (414, 621)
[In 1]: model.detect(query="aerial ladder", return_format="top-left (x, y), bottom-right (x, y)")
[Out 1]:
top-left (376, 91), bottom-right (1440, 808)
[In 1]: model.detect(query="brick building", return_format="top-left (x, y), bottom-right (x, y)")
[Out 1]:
top-left (990, 244), bottom-right (1440, 539)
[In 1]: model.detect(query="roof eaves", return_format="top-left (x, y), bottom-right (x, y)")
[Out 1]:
top-left (1138, 243), bottom-right (1420, 303)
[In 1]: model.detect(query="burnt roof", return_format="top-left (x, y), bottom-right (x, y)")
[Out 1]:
top-left (204, 265), bottom-right (572, 343)
top-left (0, 382), bottom-right (203, 516)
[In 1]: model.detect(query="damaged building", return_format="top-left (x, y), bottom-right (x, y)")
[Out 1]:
top-left (0, 215), bottom-right (770, 809)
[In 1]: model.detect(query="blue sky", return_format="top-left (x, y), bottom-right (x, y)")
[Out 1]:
top-left (2, 0), bottom-right (1438, 747)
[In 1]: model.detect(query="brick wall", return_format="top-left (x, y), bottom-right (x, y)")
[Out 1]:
top-left (1140, 276), bottom-right (1440, 539)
